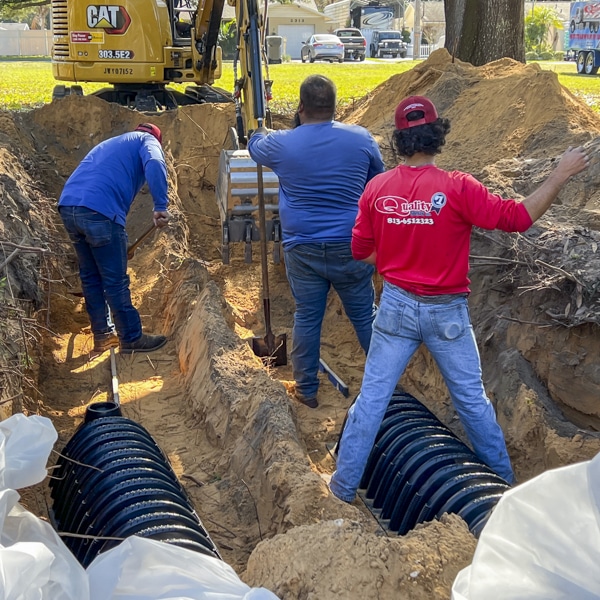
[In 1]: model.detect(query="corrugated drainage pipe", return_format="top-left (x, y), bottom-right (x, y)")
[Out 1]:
top-left (338, 390), bottom-right (511, 537)
top-left (50, 402), bottom-right (221, 567)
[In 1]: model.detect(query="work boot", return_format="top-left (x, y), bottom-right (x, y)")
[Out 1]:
top-left (120, 333), bottom-right (167, 354)
top-left (293, 390), bottom-right (318, 409)
top-left (93, 332), bottom-right (119, 353)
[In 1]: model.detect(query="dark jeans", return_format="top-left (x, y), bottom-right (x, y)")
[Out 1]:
top-left (59, 206), bottom-right (142, 343)
top-left (284, 242), bottom-right (376, 398)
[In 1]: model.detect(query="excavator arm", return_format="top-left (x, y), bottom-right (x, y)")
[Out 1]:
top-left (191, 0), bottom-right (272, 140)
top-left (213, 0), bottom-right (280, 265)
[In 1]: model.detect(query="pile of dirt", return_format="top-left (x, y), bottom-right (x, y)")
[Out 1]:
top-left (2, 49), bottom-right (600, 598)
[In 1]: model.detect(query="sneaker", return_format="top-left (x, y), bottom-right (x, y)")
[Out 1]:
top-left (93, 332), bottom-right (119, 353)
top-left (293, 391), bottom-right (318, 409)
top-left (120, 333), bottom-right (167, 354)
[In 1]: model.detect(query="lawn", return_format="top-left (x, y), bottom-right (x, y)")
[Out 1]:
top-left (1, 58), bottom-right (600, 113)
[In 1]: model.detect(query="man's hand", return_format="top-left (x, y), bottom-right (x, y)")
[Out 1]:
top-left (523, 145), bottom-right (592, 223)
top-left (153, 210), bottom-right (170, 228)
top-left (253, 126), bottom-right (274, 137)
top-left (556, 146), bottom-right (591, 179)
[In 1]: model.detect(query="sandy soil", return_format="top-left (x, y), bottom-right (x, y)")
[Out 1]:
top-left (3, 49), bottom-right (600, 599)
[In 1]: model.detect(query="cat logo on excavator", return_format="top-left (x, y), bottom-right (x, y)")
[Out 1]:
top-left (86, 5), bottom-right (131, 34)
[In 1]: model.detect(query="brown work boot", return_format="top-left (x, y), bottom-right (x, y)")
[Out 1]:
top-left (120, 333), bottom-right (167, 354)
top-left (93, 332), bottom-right (119, 353)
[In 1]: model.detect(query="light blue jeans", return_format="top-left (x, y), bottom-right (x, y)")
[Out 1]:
top-left (284, 242), bottom-right (376, 399)
top-left (330, 281), bottom-right (515, 502)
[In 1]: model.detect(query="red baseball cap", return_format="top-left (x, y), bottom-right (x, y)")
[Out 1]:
top-left (135, 123), bottom-right (162, 144)
top-left (394, 96), bottom-right (438, 130)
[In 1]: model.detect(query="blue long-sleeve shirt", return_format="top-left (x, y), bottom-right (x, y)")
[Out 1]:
top-left (58, 131), bottom-right (168, 227)
top-left (247, 121), bottom-right (384, 249)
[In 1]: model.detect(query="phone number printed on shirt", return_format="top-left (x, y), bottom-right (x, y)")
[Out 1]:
top-left (387, 217), bottom-right (434, 225)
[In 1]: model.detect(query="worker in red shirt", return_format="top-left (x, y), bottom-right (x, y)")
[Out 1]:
top-left (329, 96), bottom-right (590, 502)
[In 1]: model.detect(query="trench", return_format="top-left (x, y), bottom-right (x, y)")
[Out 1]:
top-left (5, 81), bottom-right (600, 593)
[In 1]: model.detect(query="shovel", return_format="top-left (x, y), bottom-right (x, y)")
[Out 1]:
top-left (251, 163), bottom-right (287, 366)
top-left (127, 223), bottom-right (158, 259)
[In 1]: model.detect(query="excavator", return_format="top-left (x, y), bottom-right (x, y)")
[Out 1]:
top-left (50, 0), bottom-right (286, 363)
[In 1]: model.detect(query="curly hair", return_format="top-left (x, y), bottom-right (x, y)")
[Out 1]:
top-left (393, 117), bottom-right (451, 157)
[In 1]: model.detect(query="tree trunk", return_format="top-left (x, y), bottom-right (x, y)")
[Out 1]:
top-left (445, 0), bottom-right (525, 66)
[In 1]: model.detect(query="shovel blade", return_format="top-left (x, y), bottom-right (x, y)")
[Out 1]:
top-left (251, 333), bottom-right (287, 366)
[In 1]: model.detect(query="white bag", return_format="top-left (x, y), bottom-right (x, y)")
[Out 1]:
top-left (0, 414), bottom-right (89, 600)
top-left (452, 452), bottom-right (600, 599)
top-left (0, 413), bottom-right (57, 490)
top-left (87, 536), bottom-right (280, 600)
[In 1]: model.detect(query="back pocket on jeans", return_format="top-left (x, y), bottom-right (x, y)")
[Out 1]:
top-left (83, 217), bottom-right (113, 248)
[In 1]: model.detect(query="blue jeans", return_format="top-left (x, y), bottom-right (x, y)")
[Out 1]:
top-left (330, 281), bottom-right (515, 502)
top-left (59, 206), bottom-right (142, 343)
top-left (284, 242), bottom-right (376, 399)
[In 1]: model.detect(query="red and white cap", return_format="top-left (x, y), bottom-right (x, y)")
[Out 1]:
top-left (135, 123), bottom-right (162, 144)
top-left (394, 96), bottom-right (438, 130)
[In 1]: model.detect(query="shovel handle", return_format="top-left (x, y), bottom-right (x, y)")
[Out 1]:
top-left (127, 224), bottom-right (157, 259)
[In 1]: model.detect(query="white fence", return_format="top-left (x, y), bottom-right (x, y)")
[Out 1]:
top-left (406, 43), bottom-right (437, 59)
top-left (0, 30), bottom-right (52, 56)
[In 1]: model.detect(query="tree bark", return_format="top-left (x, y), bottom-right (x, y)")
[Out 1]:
top-left (445, 0), bottom-right (525, 66)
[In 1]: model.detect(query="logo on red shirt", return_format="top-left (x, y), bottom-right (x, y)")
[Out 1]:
top-left (374, 192), bottom-right (446, 218)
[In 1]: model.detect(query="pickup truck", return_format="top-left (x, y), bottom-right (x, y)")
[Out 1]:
top-left (370, 30), bottom-right (407, 58)
top-left (333, 28), bottom-right (367, 61)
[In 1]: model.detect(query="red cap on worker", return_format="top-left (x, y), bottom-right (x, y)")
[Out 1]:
top-left (394, 96), bottom-right (438, 130)
top-left (135, 123), bottom-right (162, 144)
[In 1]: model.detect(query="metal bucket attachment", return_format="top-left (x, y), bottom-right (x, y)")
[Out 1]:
top-left (215, 149), bottom-right (281, 264)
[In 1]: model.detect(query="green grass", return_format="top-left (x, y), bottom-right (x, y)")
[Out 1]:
top-left (0, 59), bottom-right (411, 112)
top-left (1, 58), bottom-right (600, 113)
top-left (534, 61), bottom-right (600, 111)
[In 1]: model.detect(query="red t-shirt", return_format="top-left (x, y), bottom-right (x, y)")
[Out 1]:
top-left (352, 164), bottom-right (533, 295)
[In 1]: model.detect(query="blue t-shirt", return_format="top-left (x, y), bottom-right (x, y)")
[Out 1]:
top-left (247, 121), bottom-right (384, 249)
top-left (58, 131), bottom-right (168, 227)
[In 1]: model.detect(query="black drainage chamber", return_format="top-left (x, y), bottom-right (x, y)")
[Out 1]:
top-left (49, 402), bottom-right (221, 567)
top-left (340, 390), bottom-right (511, 537)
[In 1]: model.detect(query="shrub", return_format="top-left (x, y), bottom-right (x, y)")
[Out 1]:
top-left (526, 51), bottom-right (540, 61)
top-left (554, 51), bottom-right (565, 61)
top-left (539, 50), bottom-right (555, 60)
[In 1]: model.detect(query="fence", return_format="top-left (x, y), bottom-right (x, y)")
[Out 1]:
top-left (406, 43), bottom-right (437, 59)
top-left (0, 30), bottom-right (52, 56)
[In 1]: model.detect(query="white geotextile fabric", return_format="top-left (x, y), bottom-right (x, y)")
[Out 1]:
top-left (452, 452), bottom-right (600, 599)
top-left (0, 413), bottom-right (279, 600)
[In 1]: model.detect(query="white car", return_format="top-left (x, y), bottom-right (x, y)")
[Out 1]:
top-left (301, 34), bottom-right (344, 63)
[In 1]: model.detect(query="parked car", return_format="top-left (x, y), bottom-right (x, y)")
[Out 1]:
top-left (333, 27), bottom-right (367, 61)
top-left (370, 30), bottom-right (407, 58)
top-left (301, 34), bottom-right (344, 63)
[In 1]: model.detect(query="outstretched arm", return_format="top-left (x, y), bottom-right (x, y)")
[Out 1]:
top-left (523, 146), bottom-right (590, 223)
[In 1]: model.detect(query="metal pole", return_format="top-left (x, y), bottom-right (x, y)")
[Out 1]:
top-left (413, 0), bottom-right (421, 60)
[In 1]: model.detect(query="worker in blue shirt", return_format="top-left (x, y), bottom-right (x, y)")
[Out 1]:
top-left (58, 123), bottom-right (169, 354)
top-left (248, 75), bottom-right (385, 408)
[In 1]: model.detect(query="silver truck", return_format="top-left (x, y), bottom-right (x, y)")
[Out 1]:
top-left (333, 28), bottom-right (367, 61)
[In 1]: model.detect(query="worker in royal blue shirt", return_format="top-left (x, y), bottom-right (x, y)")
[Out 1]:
top-left (58, 123), bottom-right (169, 354)
top-left (248, 75), bottom-right (385, 408)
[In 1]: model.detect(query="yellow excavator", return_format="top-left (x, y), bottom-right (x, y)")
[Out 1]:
top-left (51, 0), bottom-right (285, 362)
